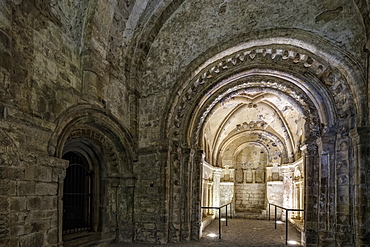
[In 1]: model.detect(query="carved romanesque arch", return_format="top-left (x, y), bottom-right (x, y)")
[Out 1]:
top-left (49, 104), bottom-right (136, 171)
top-left (48, 104), bottom-right (136, 244)
top-left (163, 34), bottom-right (366, 244)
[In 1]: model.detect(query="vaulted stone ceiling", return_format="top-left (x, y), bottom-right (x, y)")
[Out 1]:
top-left (203, 87), bottom-right (304, 168)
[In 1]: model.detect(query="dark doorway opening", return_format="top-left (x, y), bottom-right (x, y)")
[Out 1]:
top-left (62, 152), bottom-right (92, 235)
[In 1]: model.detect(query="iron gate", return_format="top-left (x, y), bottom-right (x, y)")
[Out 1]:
top-left (62, 154), bottom-right (92, 235)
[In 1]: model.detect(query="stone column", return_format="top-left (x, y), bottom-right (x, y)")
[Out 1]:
top-left (316, 131), bottom-right (336, 245)
top-left (212, 168), bottom-right (222, 217)
top-left (191, 149), bottom-right (203, 240)
top-left (117, 174), bottom-right (136, 243)
top-left (302, 142), bottom-right (319, 246)
top-left (334, 133), bottom-right (353, 245)
top-left (350, 127), bottom-right (370, 246)
top-left (169, 146), bottom-right (201, 242)
top-left (180, 147), bottom-right (191, 241)
top-left (168, 143), bottom-right (182, 243)
top-left (55, 158), bottom-right (70, 247)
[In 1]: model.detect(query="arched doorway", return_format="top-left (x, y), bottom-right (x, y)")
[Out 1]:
top-left (164, 35), bottom-right (366, 245)
top-left (48, 105), bottom-right (137, 246)
top-left (62, 151), bottom-right (93, 235)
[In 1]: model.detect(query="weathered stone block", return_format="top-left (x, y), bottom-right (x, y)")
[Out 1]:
top-left (19, 232), bottom-right (45, 247)
top-left (46, 227), bottom-right (58, 245)
top-left (9, 212), bottom-right (28, 224)
top-left (7, 167), bottom-right (25, 180)
top-left (0, 167), bottom-right (6, 179)
top-left (18, 181), bottom-right (35, 195)
top-left (27, 196), bottom-right (57, 211)
top-left (5, 238), bottom-right (20, 247)
top-left (50, 216), bottom-right (57, 228)
top-left (0, 51), bottom-right (11, 70)
top-left (10, 197), bottom-right (26, 212)
top-left (0, 197), bottom-right (9, 210)
top-left (34, 166), bottom-right (52, 182)
top-left (25, 166), bottom-right (36, 181)
top-left (35, 182), bottom-right (57, 196)
top-left (51, 166), bottom-right (66, 182)
top-left (28, 210), bottom-right (56, 221)
top-left (6, 180), bottom-right (17, 196)
top-left (31, 219), bottom-right (50, 232)
top-left (10, 224), bottom-right (25, 236)
top-left (144, 223), bottom-right (156, 230)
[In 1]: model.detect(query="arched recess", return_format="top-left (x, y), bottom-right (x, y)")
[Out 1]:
top-left (210, 95), bottom-right (296, 165)
top-left (48, 104), bottom-right (136, 245)
top-left (217, 130), bottom-right (288, 168)
top-left (163, 33), bottom-right (366, 245)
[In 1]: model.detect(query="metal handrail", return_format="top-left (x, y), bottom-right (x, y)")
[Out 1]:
top-left (268, 203), bottom-right (304, 245)
top-left (201, 202), bottom-right (232, 239)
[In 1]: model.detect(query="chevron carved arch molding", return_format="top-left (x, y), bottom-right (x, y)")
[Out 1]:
top-left (167, 40), bottom-right (365, 148)
top-left (190, 75), bottom-right (321, 148)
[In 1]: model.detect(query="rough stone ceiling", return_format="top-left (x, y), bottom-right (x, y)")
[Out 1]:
top-left (139, 0), bottom-right (366, 95)
top-left (135, 0), bottom-right (366, 146)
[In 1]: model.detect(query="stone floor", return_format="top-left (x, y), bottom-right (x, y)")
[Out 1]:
top-left (112, 218), bottom-right (302, 246)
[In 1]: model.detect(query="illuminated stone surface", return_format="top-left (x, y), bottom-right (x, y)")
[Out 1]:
top-left (0, 0), bottom-right (369, 246)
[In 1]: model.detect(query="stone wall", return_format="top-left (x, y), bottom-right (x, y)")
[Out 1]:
top-left (0, 151), bottom-right (68, 247)
top-left (219, 182), bottom-right (233, 216)
top-left (0, 0), bottom-right (369, 246)
top-left (266, 181), bottom-right (284, 218)
top-left (133, 151), bottom-right (167, 244)
top-left (235, 184), bottom-right (265, 212)
top-left (0, 1), bottom-right (136, 246)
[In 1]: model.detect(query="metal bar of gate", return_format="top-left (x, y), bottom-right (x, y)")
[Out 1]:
top-left (268, 203), bottom-right (270, 221)
top-left (286, 209), bottom-right (289, 245)
top-left (274, 205), bottom-right (277, 229)
top-left (225, 204), bottom-right (228, 226)
top-left (218, 208), bottom-right (221, 239)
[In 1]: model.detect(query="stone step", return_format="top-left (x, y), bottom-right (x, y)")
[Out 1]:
top-left (63, 233), bottom-right (114, 247)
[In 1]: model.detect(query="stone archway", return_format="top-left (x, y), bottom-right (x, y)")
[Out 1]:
top-left (48, 104), bottom-right (136, 245)
top-left (164, 35), bottom-right (366, 245)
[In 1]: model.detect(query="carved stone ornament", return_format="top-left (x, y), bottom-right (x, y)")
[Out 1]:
top-left (169, 45), bottom-right (357, 149)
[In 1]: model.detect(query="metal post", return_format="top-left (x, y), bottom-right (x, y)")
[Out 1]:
top-left (218, 208), bottom-right (221, 239)
top-left (285, 209), bottom-right (288, 245)
top-left (230, 203), bottom-right (232, 219)
top-left (226, 204), bottom-right (228, 226)
top-left (274, 205), bottom-right (277, 229)
top-left (268, 203), bottom-right (270, 221)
